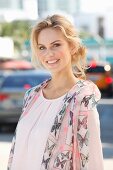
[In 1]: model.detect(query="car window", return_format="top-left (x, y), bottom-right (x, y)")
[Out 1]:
top-left (1, 74), bottom-right (50, 88)
top-left (86, 66), bottom-right (105, 73)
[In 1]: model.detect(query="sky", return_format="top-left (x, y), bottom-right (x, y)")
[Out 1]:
top-left (81, 0), bottom-right (113, 13)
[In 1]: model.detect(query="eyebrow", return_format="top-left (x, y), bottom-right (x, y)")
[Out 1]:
top-left (38, 40), bottom-right (62, 46)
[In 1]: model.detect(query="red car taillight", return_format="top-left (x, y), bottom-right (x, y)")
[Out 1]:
top-left (105, 77), bottom-right (113, 84)
top-left (24, 84), bottom-right (31, 90)
top-left (0, 94), bottom-right (9, 101)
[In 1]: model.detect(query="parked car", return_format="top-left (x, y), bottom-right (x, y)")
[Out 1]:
top-left (0, 70), bottom-right (14, 86)
top-left (86, 61), bottom-right (113, 98)
top-left (0, 70), bottom-right (51, 123)
top-left (0, 74), bottom-right (4, 86)
top-left (0, 59), bottom-right (33, 70)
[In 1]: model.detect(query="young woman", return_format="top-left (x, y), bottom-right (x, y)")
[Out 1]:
top-left (8, 14), bottom-right (104, 170)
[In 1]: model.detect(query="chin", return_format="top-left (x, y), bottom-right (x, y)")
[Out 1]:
top-left (49, 67), bottom-right (67, 74)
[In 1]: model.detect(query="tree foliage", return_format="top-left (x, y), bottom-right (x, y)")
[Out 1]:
top-left (0, 20), bottom-right (33, 51)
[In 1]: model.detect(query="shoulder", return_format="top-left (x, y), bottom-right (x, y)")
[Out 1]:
top-left (23, 83), bottom-right (42, 104)
top-left (25, 85), bottom-right (37, 95)
top-left (22, 86), bottom-right (37, 106)
top-left (24, 85), bottom-right (37, 98)
top-left (23, 78), bottom-right (50, 103)
top-left (80, 80), bottom-right (101, 98)
top-left (76, 80), bottom-right (101, 110)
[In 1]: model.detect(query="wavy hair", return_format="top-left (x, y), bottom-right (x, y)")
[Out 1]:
top-left (31, 14), bottom-right (87, 79)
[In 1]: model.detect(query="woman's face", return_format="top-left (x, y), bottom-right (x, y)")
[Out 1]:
top-left (37, 27), bottom-right (73, 73)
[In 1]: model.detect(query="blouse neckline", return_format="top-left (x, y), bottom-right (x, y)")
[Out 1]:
top-left (40, 88), bottom-right (67, 102)
top-left (38, 78), bottom-right (84, 101)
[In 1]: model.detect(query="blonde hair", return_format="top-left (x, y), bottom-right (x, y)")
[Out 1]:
top-left (31, 14), bottom-right (87, 79)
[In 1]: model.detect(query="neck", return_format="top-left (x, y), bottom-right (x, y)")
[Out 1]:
top-left (48, 69), bottom-right (79, 90)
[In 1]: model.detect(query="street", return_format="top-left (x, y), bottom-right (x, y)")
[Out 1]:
top-left (0, 99), bottom-right (113, 170)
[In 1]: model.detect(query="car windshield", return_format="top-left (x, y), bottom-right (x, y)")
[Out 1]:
top-left (86, 66), bottom-right (105, 73)
top-left (1, 74), bottom-right (50, 88)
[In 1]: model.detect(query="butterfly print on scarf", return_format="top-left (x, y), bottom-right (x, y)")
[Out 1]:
top-left (77, 116), bottom-right (87, 131)
top-left (60, 152), bottom-right (70, 160)
top-left (55, 157), bottom-right (67, 169)
top-left (69, 154), bottom-right (73, 170)
top-left (77, 131), bottom-right (89, 148)
top-left (63, 95), bottom-right (73, 103)
top-left (7, 132), bottom-right (16, 170)
top-left (41, 140), bottom-right (56, 169)
top-left (59, 104), bottom-right (66, 116)
top-left (92, 94), bottom-right (98, 107)
top-left (42, 156), bottom-right (50, 169)
top-left (80, 153), bottom-right (89, 167)
top-left (9, 129), bottom-right (16, 154)
top-left (24, 89), bottom-right (33, 108)
top-left (65, 111), bottom-right (74, 146)
top-left (69, 111), bottom-right (73, 126)
top-left (77, 80), bottom-right (85, 87)
top-left (10, 142), bottom-right (15, 156)
top-left (51, 116), bottom-right (61, 137)
top-left (54, 151), bottom-right (72, 169)
top-left (45, 140), bottom-right (56, 156)
top-left (81, 94), bottom-right (93, 108)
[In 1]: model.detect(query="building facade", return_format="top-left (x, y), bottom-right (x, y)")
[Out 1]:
top-left (38, 0), bottom-right (79, 17)
top-left (0, 0), bottom-right (38, 22)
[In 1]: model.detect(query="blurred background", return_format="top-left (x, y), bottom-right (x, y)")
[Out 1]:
top-left (0, 0), bottom-right (113, 169)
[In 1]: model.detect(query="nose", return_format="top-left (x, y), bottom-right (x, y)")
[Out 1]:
top-left (43, 49), bottom-right (54, 57)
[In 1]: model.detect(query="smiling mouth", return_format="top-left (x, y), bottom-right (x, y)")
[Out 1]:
top-left (46, 59), bottom-right (60, 64)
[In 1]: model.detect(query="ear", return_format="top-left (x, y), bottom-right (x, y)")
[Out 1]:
top-left (70, 46), bottom-right (77, 55)
top-left (69, 42), bottom-right (76, 55)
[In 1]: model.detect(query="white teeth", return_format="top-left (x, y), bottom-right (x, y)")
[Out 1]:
top-left (47, 60), bottom-right (58, 64)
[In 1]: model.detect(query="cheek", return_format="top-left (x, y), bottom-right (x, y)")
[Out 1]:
top-left (37, 54), bottom-right (44, 62)
top-left (56, 50), bottom-right (71, 63)
top-left (36, 56), bottom-right (41, 63)
top-left (55, 50), bottom-right (67, 58)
